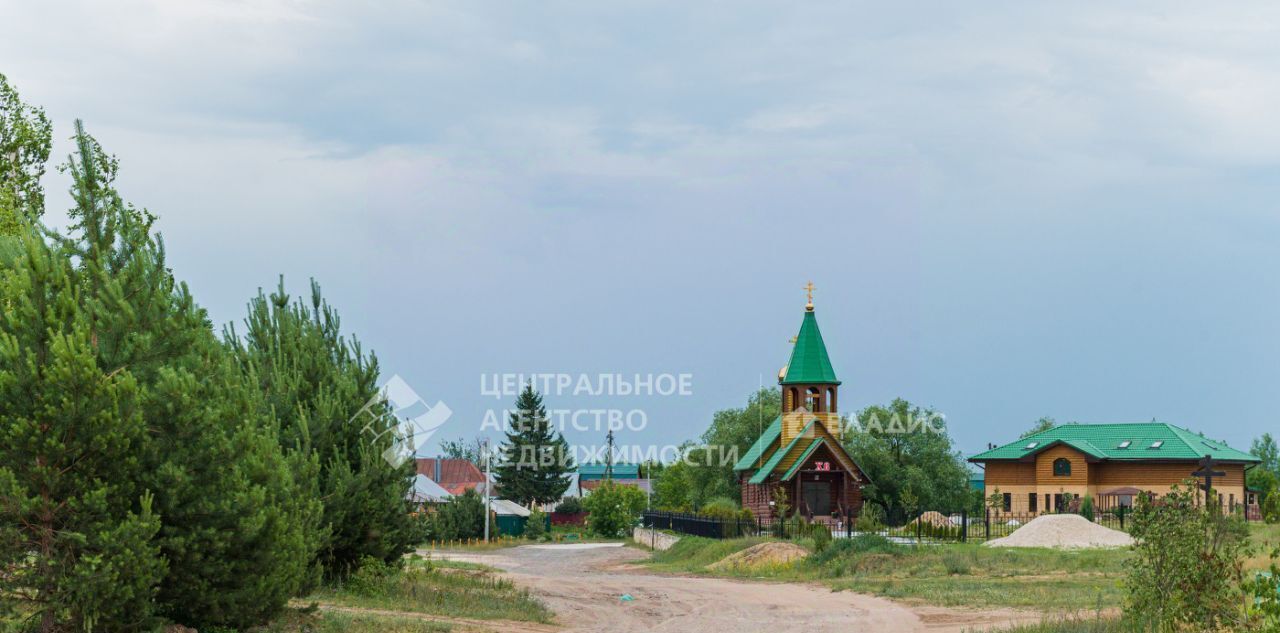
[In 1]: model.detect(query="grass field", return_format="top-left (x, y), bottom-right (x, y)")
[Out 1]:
top-left (648, 534), bottom-right (1129, 610)
top-left (304, 555), bottom-right (554, 624)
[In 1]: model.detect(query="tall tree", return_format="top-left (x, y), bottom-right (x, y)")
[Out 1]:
top-left (844, 398), bottom-right (971, 522)
top-left (1252, 433), bottom-right (1279, 474)
top-left (440, 435), bottom-right (489, 469)
top-left (0, 72), bottom-right (53, 235)
top-left (1020, 416), bottom-right (1057, 438)
top-left (226, 278), bottom-right (417, 579)
top-left (696, 387), bottom-right (782, 502)
top-left (57, 120), bottom-right (321, 629)
top-left (495, 384), bottom-right (573, 506)
top-left (0, 225), bottom-right (166, 632)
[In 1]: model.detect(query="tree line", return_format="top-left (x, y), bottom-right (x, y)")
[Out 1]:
top-left (0, 73), bottom-right (417, 631)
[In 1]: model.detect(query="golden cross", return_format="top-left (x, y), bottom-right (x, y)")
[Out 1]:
top-left (803, 281), bottom-right (815, 305)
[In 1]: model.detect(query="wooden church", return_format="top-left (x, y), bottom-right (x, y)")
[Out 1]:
top-left (735, 285), bottom-right (869, 526)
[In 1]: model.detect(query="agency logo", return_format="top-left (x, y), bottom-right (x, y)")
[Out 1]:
top-left (352, 374), bottom-right (453, 467)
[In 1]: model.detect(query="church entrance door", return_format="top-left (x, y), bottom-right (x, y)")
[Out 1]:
top-left (801, 481), bottom-right (830, 517)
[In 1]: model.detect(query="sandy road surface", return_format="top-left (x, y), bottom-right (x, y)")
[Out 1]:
top-left (427, 543), bottom-right (1037, 633)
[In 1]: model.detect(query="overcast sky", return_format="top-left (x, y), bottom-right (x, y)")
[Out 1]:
top-left (4, 1), bottom-right (1279, 459)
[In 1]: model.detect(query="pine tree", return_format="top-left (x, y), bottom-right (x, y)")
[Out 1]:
top-left (0, 230), bottom-right (166, 632)
top-left (226, 278), bottom-right (416, 579)
top-left (495, 384), bottom-right (573, 506)
top-left (53, 120), bottom-right (320, 629)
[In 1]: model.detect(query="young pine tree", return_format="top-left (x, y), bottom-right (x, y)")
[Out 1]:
top-left (0, 231), bottom-right (166, 632)
top-left (57, 120), bottom-right (321, 629)
top-left (495, 384), bottom-right (573, 507)
top-left (226, 279), bottom-right (416, 579)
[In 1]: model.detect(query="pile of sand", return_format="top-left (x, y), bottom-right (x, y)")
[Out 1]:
top-left (985, 514), bottom-right (1133, 550)
top-left (709, 542), bottom-right (809, 570)
top-left (914, 511), bottom-right (953, 528)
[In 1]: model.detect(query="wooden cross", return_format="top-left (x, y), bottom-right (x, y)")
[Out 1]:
top-left (803, 281), bottom-right (815, 305)
top-left (1192, 454), bottom-right (1225, 509)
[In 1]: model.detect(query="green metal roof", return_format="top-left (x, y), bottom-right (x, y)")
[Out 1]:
top-left (780, 310), bottom-right (840, 385)
top-left (969, 423), bottom-right (1261, 464)
top-left (577, 463), bottom-right (640, 479)
top-left (781, 438), bottom-right (830, 481)
top-left (733, 416), bottom-right (782, 471)
top-left (748, 421), bottom-right (816, 484)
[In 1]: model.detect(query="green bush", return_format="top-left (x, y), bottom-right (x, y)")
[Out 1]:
top-left (811, 523), bottom-right (832, 553)
top-left (699, 497), bottom-right (740, 519)
top-left (855, 504), bottom-right (885, 532)
top-left (524, 508), bottom-right (548, 540)
top-left (582, 481), bottom-right (647, 537)
top-left (554, 497), bottom-right (583, 515)
top-left (424, 490), bottom-right (486, 541)
top-left (346, 556), bottom-right (399, 598)
top-left (1125, 480), bottom-right (1250, 632)
top-left (808, 533), bottom-right (900, 565)
top-left (1080, 495), bottom-right (1095, 522)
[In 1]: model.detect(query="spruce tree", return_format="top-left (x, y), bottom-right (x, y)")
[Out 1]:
top-left (495, 384), bottom-right (573, 506)
top-left (226, 279), bottom-right (416, 579)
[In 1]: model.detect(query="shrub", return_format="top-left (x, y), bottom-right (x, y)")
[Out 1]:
top-left (554, 497), bottom-right (583, 515)
top-left (1264, 487), bottom-right (1280, 524)
top-left (1125, 480), bottom-right (1250, 632)
top-left (808, 533), bottom-right (899, 566)
top-left (346, 556), bottom-right (399, 598)
top-left (699, 497), bottom-right (740, 519)
top-left (811, 523), bottom-right (832, 553)
top-left (855, 504), bottom-right (885, 532)
top-left (1080, 495), bottom-right (1095, 522)
top-left (582, 481), bottom-right (647, 537)
top-left (426, 490), bottom-right (486, 541)
top-left (942, 552), bottom-right (972, 575)
top-left (524, 508), bottom-right (548, 540)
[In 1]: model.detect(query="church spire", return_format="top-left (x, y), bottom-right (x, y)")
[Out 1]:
top-left (780, 292), bottom-right (839, 386)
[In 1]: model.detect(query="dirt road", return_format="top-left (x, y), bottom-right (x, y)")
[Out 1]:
top-left (429, 543), bottom-right (1037, 633)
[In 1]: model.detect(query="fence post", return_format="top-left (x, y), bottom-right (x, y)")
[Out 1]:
top-left (961, 509), bottom-right (968, 543)
top-left (1119, 506), bottom-right (1125, 531)
top-left (984, 507), bottom-right (990, 541)
top-left (915, 512), bottom-right (921, 546)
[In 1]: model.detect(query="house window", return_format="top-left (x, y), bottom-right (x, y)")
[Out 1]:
top-left (1029, 493), bottom-right (1038, 513)
top-left (1054, 494), bottom-right (1064, 511)
top-left (1002, 493), bottom-right (1012, 512)
top-left (1053, 458), bottom-right (1072, 476)
top-left (1045, 494), bottom-right (1050, 511)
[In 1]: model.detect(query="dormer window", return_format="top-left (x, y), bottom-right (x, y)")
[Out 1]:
top-left (1149, 441), bottom-right (1163, 449)
top-left (1118, 441), bottom-right (1131, 449)
top-left (1025, 441), bottom-right (1039, 449)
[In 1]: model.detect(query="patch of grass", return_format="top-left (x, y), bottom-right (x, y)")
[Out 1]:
top-left (648, 535), bottom-right (780, 573)
top-left (307, 558), bottom-right (553, 624)
top-left (266, 609), bottom-right (453, 633)
top-left (645, 536), bottom-right (1129, 610)
top-left (1248, 521), bottom-right (1280, 571)
top-left (986, 614), bottom-right (1134, 632)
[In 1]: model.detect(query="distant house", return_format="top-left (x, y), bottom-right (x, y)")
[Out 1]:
top-left (408, 474), bottom-right (452, 505)
top-left (970, 422), bottom-right (1261, 516)
top-left (968, 469), bottom-right (985, 493)
top-left (577, 463), bottom-right (651, 496)
top-left (416, 458), bottom-right (488, 496)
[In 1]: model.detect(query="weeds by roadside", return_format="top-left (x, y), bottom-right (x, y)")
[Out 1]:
top-left (304, 556), bottom-right (553, 624)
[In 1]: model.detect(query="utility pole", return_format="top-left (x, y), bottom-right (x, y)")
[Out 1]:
top-left (605, 429), bottom-right (615, 481)
top-left (484, 438), bottom-right (492, 542)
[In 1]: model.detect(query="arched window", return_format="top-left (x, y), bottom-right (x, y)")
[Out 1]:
top-left (826, 387), bottom-right (836, 412)
top-left (805, 387), bottom-right (821, 412)
top-left (788, 388), bottom-right (799, 411)
top-left (1053, 458), bottom-right (1072, 477)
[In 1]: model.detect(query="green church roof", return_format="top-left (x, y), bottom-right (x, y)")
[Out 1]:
top-left (969, 422), bottom-right (1261, 464)
top-left (780, 309), bottom-right (840, 385)
top-left (733, 416), bottom-right (782, 471)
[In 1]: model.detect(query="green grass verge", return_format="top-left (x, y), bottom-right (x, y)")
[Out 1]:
top-left (646, 534), bottom-right (1128, 611)
top-left (306, 558), bottom-right (553, 624)
top-left (988, 615), bottom-right (1133, 632)
top-left (266, 609), bottom-right (453, 633)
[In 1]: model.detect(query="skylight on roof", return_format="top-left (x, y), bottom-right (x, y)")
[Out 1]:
top-left (1149, 440), bottom-right (1164, 449)
top-left (1118, 441), bottom-right (1131, 449)
top-left (1025, 441), bottom-right (1039, 449)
